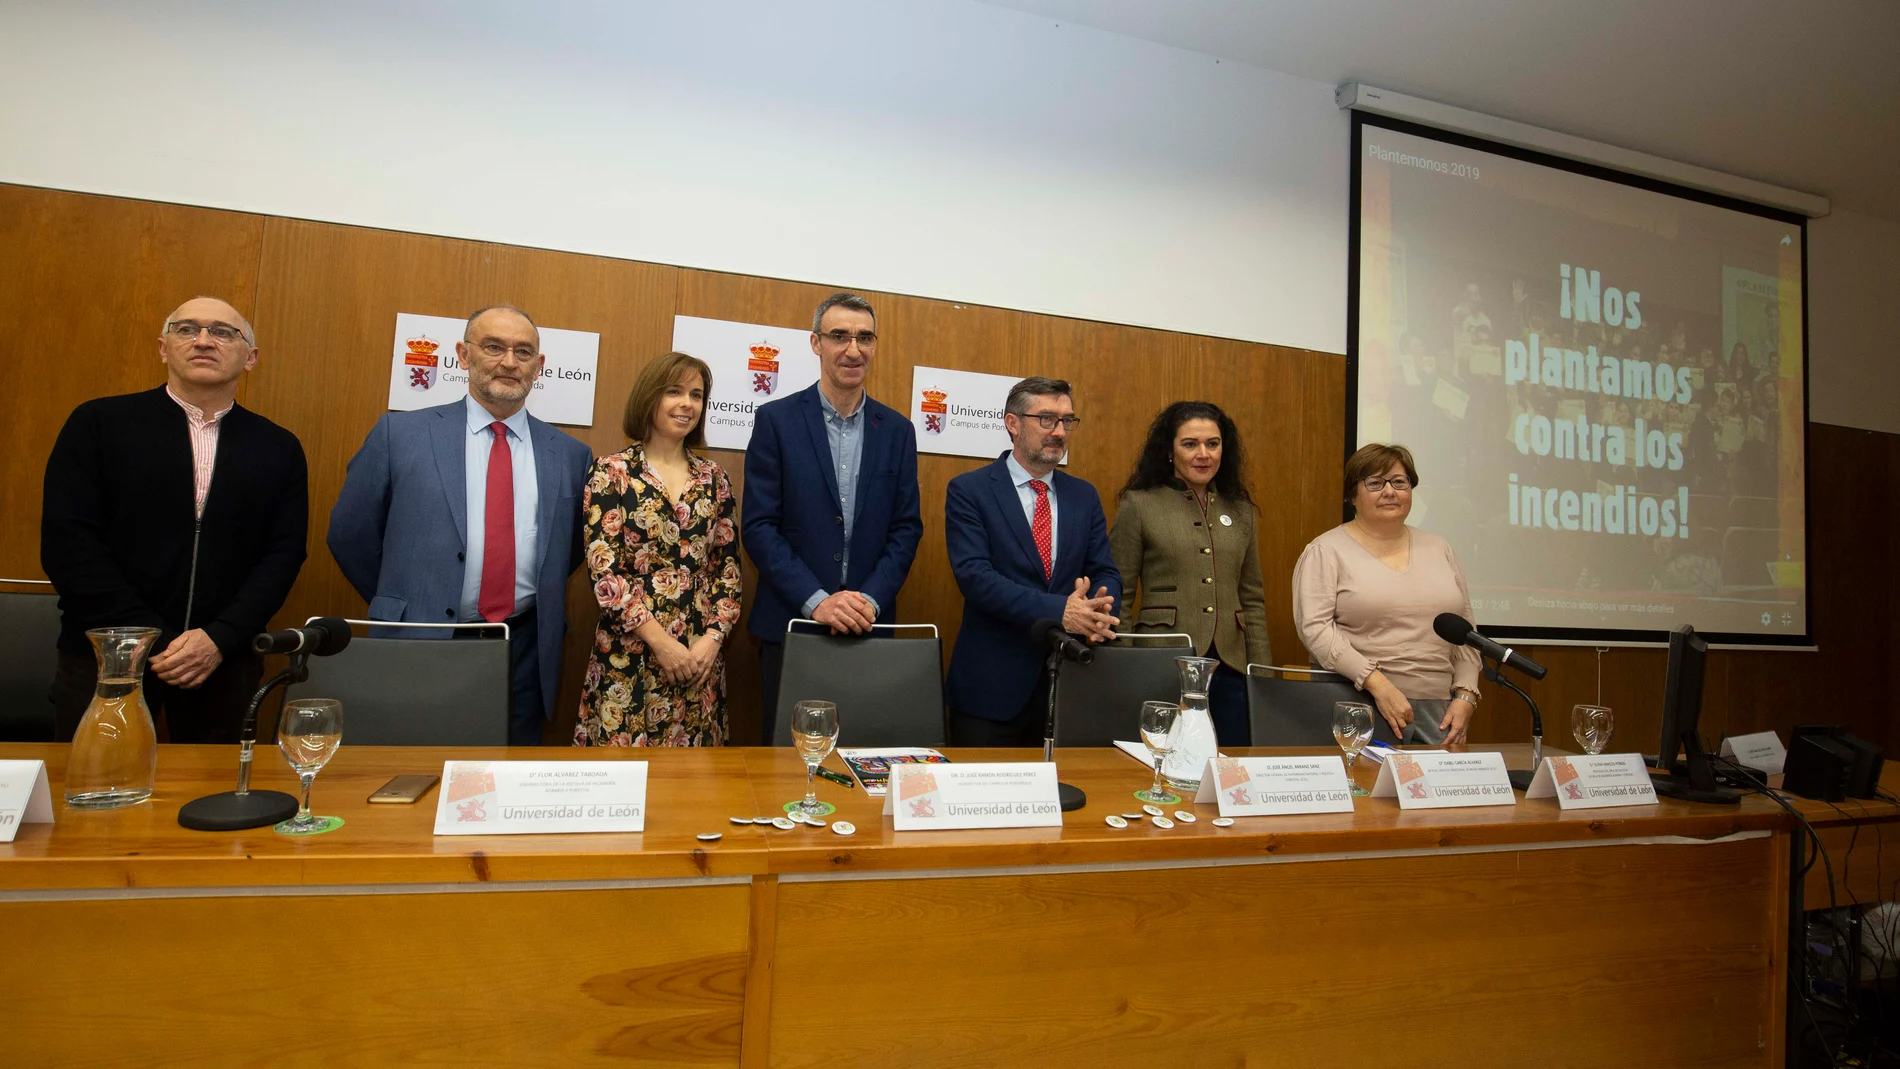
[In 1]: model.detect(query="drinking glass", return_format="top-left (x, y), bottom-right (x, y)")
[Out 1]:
top-left (1571, 704), bottom-right (1614, 755)
top-left (1333, 701), bottom-right (1375, 797)
top-left (791, 701), bottom-right (840, 816)
top-left (277, 698), bottom-right (343, 833)
top-left (1134, 701), bottom-right (1182, 804)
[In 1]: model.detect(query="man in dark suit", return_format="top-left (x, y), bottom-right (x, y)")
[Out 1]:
top-left (327, 306), bottom-right (593, 745)
top-left (43, 296), bottom-right (308, 743)
top-left (742, 293), bottom-right (923, 739)
top-left (943, 376), bottom-right (1120, 746)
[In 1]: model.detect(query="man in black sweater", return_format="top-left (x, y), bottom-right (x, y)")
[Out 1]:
top-left (42, 297), bottom-right (308, 743)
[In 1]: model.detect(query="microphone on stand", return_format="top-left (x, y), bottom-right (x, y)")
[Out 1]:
top-left (1031, 619), bottom-right (1090, 812)
top-left (1431, 614), bottom-right (1547, 680)
top-left (1432, 613), bottom-right (1544, 791)
top-left (178, 617), bottom-right (353, 831)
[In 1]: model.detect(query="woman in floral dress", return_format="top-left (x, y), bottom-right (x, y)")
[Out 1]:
top-left (576, 351), bottom-right (742, 746)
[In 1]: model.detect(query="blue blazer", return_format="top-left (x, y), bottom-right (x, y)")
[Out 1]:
top-left (742, 384), bottom-right (923, 641)
top-left (943, 453), bottom-right (1121, 721)
top-left (325, 401), bottom-right (593, 719)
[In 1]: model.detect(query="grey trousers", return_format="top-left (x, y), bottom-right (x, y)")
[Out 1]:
top-left (1402, 698), bottom-right (1452, 745)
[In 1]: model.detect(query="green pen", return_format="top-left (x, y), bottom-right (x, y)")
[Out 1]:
top-left (813, 766), bottom-right (855, 788)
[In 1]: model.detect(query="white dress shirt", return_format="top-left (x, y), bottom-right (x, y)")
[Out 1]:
top-left (459, 395), bottom-right (540, 621)
top-left (1005, 452), bottom-right (1057, 556)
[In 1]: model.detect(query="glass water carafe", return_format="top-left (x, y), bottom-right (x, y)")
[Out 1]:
top-left (1160, 655), bottom-right (1220, 791)
top-left (65, 627), bottom-right (161, 808)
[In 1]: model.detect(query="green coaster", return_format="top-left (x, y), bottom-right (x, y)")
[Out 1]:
top-left (274, 815), bottom-right (345, 836)
top-left (783, 800), bottom-right (837, 817)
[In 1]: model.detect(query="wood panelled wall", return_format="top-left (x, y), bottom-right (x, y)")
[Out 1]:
top-left (3, 184), bottom-right (1893, 754)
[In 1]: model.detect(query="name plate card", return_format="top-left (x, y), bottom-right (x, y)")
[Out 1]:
top-left (433, 761), bottom-right (647, 835)
top-left (1720, 731), bottom-right (1787, 775)
top-left (1193, 756), bottom-right (1354, 816)
top-left (0, 760), bottom-right (53, 843)
top-left (1371, 751), bottom-right (1517, 810)
top-left (1524, 754), bottom-right (1660, 809)
top-left (882, 762), bottom-right (1062, 830)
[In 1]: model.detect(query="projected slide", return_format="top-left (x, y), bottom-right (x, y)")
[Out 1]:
top-left (1353, 118), bottom-right (1807, 642)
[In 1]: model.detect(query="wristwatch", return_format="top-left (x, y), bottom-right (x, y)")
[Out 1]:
top-left (1451, 687), bottom-right (1480, 706)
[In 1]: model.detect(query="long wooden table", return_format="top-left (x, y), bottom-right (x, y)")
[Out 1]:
top-left (1, 743), bottom-right (1794, 1067)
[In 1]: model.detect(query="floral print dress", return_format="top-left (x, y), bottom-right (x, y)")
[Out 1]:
top-left (575, 443), bottom-right (743, 746)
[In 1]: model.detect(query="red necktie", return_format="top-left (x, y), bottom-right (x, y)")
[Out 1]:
top-left (1029, 479), bottom-right (1052, 582)
top-left (478, 422), bottom-right (515, 623)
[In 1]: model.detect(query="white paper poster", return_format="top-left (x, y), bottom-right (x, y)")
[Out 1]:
top-left (1524, 754), bottom-right (1659, 809)
top-left (1192, 756), bottom-right (1354, 816)
top-left (388, 313), bottom-right (601, 426)
top-left (0, 760), bottom-right (53, 843)
top-left (432, 760), bottom-right (647, 835)
top-left (910, 365), bottom-right (1020, 460)
top-left (670, 315), bottom-right (821, 451)
top-left (882, 762), bottom-right (1063, 830)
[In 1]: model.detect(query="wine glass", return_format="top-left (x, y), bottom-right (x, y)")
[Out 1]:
top-left (277, 698), bottom-right (342, 834)
top-left (1134, 701), bottom-right (1182, 804)
top-left (1332, 701), bottom-right (1374, 797)
top-left (791, 700), bottom-right (840, 817)
top-left (1571, 704), bottom-right (1614, 755)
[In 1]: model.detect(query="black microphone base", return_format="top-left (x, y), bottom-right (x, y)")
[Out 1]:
top-left (1057, 782), bottom-right (1087, 812)
top-left (178, 790), bottom-right (300, 831)
top-left (1652, 777), bottom-right (1742, 806)
top-left (1507, 769), bottom-right (1537, 793)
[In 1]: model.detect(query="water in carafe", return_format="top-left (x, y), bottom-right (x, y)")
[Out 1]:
top-left (65, 627), bottom-right (161, 808)
top-left (1161, 656), bottom-right (1219, 791)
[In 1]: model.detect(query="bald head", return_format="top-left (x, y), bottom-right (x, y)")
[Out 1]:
top-left (162, 297), bottom-right (253, 345)
top-left (464, 306), bottom-right (538, 349)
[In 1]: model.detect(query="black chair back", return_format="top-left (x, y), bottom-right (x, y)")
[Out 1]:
top-left (0, 584), bottom-right (59, 742)
top-left (1052, 634), bottom-right (1194, 747)
top-left (774, 623), bottom-right (945, 747)
top-left (289, 619), bottom-right (510, 745)
top-left (1246, 664), bottom-right (1399, 746)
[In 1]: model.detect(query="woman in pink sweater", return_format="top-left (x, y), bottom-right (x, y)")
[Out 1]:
top-left (1292, 443), bottom-right (1482, 745)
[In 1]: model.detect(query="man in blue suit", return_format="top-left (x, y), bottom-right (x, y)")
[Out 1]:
top-left (327, 306), bottom-right (593, 745)
top-left (742, 293), bottom-right (923, 740)
top-left (944, 376), bottom-right (1120, 746)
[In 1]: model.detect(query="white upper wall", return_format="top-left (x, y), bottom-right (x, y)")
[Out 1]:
top-left (0, 0), bottom-right (1348, 353)
top-left (2, 0), bottom-right (1892, 431)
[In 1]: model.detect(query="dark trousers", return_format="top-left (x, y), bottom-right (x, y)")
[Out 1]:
top-left (950, 671), bottom-right (1053, 748)
top-left (52, 648), bottom-right (264, 745)
top-left (758, 638), bottom-right (783, 745)
top-left (462, 606), bottom-right (543, 746)
top-left (1210, 662), bottom-right (1251, 748)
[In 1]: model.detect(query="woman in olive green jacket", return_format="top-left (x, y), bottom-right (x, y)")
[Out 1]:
top-left (1110, 402), bottom-right (1270, 745)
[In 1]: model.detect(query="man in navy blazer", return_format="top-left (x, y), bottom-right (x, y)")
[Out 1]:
top-left (944, 376), bottom-right (1120, 746)
top-left (742, 293), bottom-right (923, 739)
top-left (327, 306), bottom-right (593, 745)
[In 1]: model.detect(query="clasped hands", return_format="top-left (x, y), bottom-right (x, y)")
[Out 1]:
top-left (149, 628), bottom-right (222, 689)
top-left (650, 631), bottom-right (723, 687)
top-left (1062, 577), bottom-right (1118, 644)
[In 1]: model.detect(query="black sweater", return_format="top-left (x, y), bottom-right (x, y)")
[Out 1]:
top-left (41, 387), bottom-right (308, 659)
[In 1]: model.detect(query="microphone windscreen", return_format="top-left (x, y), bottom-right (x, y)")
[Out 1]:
top-left (1432, 613), bottom-right (1472, 645)
top-left (311, 617), bottom-right (354, 656)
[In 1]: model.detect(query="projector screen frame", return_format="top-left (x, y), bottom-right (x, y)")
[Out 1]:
top-left (1345, 111), bottom-right (1814, 651)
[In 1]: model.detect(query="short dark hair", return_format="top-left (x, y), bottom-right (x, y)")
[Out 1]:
top-left (465, 305), bottom-right (539, 345)
top-left (1343, 442), bottom-right (1419, 507)
top-left (622, 351), bottom-right (713, 447)
top-left (1120, 401), bottom-right (1251, 503)
top-left (812, 293), bottom-right (876, 334)
top-left (1005, 376), bottom-right (1071, 417)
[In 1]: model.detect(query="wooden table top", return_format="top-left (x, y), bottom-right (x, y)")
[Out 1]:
top-left (0, 742), bottom-right (1790, 891)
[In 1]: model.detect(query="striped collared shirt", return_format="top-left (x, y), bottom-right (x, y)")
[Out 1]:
top-left (165, 386), bottom-right (234, 518)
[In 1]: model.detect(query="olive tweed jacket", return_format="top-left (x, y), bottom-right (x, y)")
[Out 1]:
top-left (1108, 482), bottom-right (1270, 673)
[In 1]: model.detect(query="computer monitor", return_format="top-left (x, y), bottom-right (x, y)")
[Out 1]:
top-left (1651, 625), bottom-right (1738, 804)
